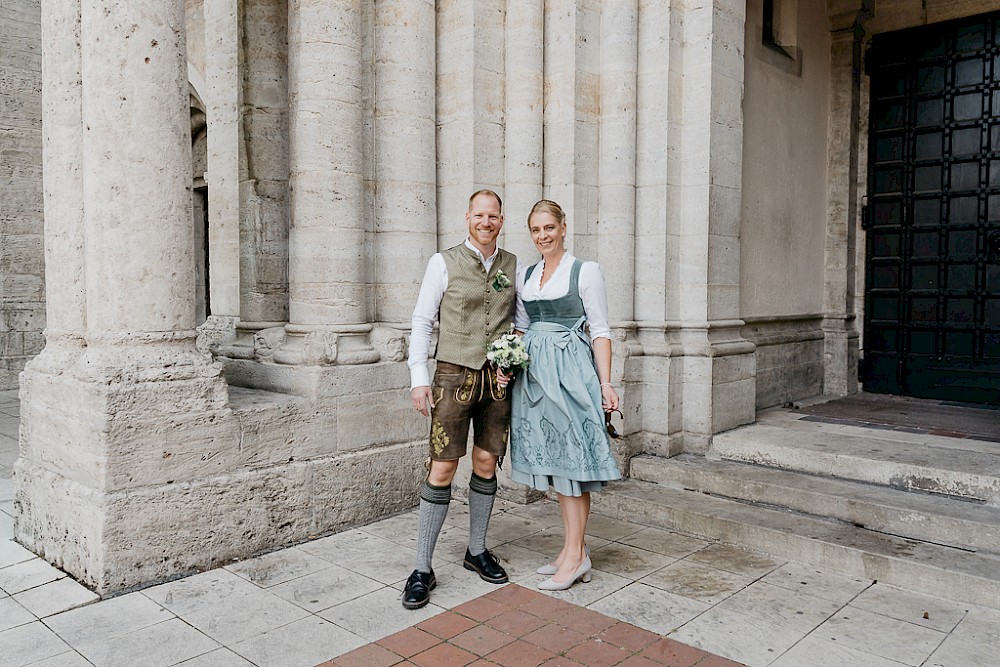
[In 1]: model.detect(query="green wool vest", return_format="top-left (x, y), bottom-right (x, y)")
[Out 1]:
top-left (436, 244), bottom-right (518, 370)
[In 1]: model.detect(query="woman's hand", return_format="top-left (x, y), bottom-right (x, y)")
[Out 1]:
top-left (497, 367), bottom-right (513, 388)
top-left (601, 384), bottom-right (619, 412)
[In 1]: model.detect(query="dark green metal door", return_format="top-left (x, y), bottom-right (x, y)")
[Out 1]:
top-left (864, 15), bottom-right (1000, 404)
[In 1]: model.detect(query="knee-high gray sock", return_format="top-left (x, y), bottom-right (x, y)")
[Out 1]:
top-left (414, 480), bottom-right (451, 573)
top-left (468, 473), bottom-right (497, 557)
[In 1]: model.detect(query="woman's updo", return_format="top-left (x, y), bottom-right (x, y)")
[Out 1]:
top-left (528, 199), bottom-right (566, 225)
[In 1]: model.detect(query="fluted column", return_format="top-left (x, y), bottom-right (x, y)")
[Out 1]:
top-left (598, 0), bottom-right (638, 323)
top-left (503, 0), bottom-right (544, 261)
top-left (284, 0), bottom-right (377, 364)
top-left (33, 0), bottom-right (86, 372)
top-left (373, 0), bottom-right (436, 325)
top-left (543, 0), bottom-right (600, 259)
top-left (436, 0), bottom-right (505, 249)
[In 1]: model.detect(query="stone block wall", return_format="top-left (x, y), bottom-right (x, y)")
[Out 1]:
top-left (743, 317), bottom-right (825, 409)
top-left (0, 0), bottom-right (45, 390)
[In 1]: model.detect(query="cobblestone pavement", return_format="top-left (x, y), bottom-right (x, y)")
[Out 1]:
top-left (1, 389), bottom-right (996, 667)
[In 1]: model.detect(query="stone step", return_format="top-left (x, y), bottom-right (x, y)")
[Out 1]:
top-left (710, 423), bottom-right (1000, 505)
top-left (594, 478), bottom-right (1000, 610)
top-left (630, 454), bottom-right (1000, 553)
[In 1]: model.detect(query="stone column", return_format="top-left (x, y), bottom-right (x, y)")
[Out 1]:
top-left (205, 0), bottom-right (241, 318)
top-left (32, 0), bottom-right (86, 373)
top-left (822, 15), bottom-right (866, 396)
top-left (503, 0), bottom-right (544, 261)
top-left (674, 0), bottom-right (755, 451)
top-left (543, 0), bottom-right (600, 260)
top-left (239, 0), bottom-right (290, 325)
top-left (436, 0), bottom-right (505, 249)
top-left (373, 0), bottom-right (436, 325)
top-left (283, 0), bottom-right (377, 365)
top-left (598, 0), bottom-right (638, 323)
top-left (17, 0), bottom-right (229, 593)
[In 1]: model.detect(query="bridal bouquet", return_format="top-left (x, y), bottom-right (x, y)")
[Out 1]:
top-left (486, 332), bottom-right (529, 372)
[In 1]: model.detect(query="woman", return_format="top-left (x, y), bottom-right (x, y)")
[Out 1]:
top-left (507, 199), bottom-right (621, 591)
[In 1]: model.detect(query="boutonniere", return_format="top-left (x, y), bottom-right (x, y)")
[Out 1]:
top-left (492, 270), bottom-right (511, 292)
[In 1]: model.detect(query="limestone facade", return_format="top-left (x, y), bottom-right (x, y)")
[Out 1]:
top-left (2, 0), bottom-right (998, 593)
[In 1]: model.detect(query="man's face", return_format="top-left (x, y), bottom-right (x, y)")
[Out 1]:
top-left (466, 194), bottom-right (504, 253)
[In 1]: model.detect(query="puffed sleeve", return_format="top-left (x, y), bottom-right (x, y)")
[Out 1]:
top-left (579, 261), bottom-right (611, 340)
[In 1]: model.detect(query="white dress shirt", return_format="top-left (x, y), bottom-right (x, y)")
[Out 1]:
top-left (408, 239), bottom-right (530, 388)
top-left (517, 253), bottom-right (612, 341)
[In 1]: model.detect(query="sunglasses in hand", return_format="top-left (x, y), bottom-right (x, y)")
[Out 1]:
top-left (604, 408), bottom-right (624, 439)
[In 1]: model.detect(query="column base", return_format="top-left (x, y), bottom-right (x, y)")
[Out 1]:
top-left (272, 324), bottom-right (380, 366)
top-left (822, 316), bottom-right (860, 396)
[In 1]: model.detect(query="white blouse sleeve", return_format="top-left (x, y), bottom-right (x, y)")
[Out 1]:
top-left (579, 261), bottom-right (611, 341)
top-left (513, 259), bottom-right (531, 332)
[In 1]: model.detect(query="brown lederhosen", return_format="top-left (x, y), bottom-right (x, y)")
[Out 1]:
top-left (428, 361), bottom-right (510, 461)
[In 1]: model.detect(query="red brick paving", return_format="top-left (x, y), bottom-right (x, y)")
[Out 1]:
top-left (316, 585), bottom-right (744, 667)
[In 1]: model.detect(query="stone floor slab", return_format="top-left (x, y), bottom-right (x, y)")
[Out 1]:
top-left (318, 586), bottom-right (444, 642)
top-left (923, 631), bottom-right (997, 667)
top-left (12, 576), bottom-right (98, 618)
top-left (587, 582), bottom-right (710, 635)
top-left (74, 617), bottom-right (220, 667)
top-left (142, 567), bottom-right (263, 617)
top-left (0, 557), bottom-right (67, 595)
top-left (819, 606), bottom-right (947, 666)
top-left (509, 526), bottom-right (611, 562)
top-left (0, 621), bottom-right (73, 667)
top-left (617, 526), bottom-right (708, 560)
top-left (589, 542), bottom-right (678, 580)
top-left (526, 567), bottom-right (632, 608)
top-left (0, 512), bottom-right (12, 540)
top-left (24, 652), bottom-right (93, 667)
top-left (230, 615), bottom-right (366, 667)
top-left (225, 546), bottom-right (333, 588)
top-left (638, 559), bottom-right (757, 606)
top-left (178, 587), bottom-right (312, 646)
top-left (0, 596), bottom-right (35, 632)
top-left (849, 582), bottom-right (970, 633)
top-left (45, 592), bottom-right (175, 647)
top-left (298, 530), bottom-right (398, 566)
top-left (715, 581), bottom-right (843, 634)
top-left (670, 606), bottom-right (804, 667)
top-left (760, 561), bottom-right (871, 606)
top-left (950, 604), bottom-right (1000, 643)
top-left (176, 648), bottom-right (257, 666)
top-left (769, 634), bottom-right (909, 667)
top-left (338, 543), bottom-right (418, 586)
top-left (268, 562), bottom-right (384, 613)
top-left (0, 540), bottom-right (36, 569)
top-left (682, 544), bottom-right (781, 578)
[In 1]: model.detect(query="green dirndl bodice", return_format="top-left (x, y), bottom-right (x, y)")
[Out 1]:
top-left (509, 259), bottom-right (622, 496)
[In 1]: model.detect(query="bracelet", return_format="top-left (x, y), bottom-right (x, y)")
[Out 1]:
top-left (600, 382), bottom-right (613, 388)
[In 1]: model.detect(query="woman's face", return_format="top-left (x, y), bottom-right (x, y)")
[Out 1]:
top-left (528, 212), bottom-right (566, 259)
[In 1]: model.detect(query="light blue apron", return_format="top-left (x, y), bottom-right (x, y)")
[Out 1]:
top-left (510, 259), bottom-right (621, 496)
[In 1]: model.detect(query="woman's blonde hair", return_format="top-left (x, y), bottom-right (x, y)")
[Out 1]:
top-left (528, 199), bottom-right (566, 225)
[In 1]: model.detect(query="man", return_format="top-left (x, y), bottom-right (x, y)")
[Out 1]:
top-left (403, 190), bottom-right (528, 609)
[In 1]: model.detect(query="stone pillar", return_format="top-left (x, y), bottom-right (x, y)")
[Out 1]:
top-left (373, 0), bottom-right (436, 325)
top-left (503, 0), bottom-right (544, 261)
top-left (822, 18), bottom-right (865, 396)
top-left (436, 0), bottom-right (505, 249)
top-left (675, 0), bottom-right (755, 451)
top-left (628, 0), bottom-right (683, 455)
top-left (17, 0), bottom-right (230, 594)
top-left (32, 0), bottom-right (85, 374)
top-left (543, 0), bottom-right (600, 260)
top-left (205, 0), bottom-right (241, 318)
top-left (239, 0), bottom-right (290, 324)
top-left (283, 0), bottom-right (378, 364)
top-left (598, 0), bottom-right (638, 323)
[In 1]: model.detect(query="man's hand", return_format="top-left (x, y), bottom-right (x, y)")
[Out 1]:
top-left (496, 368), bottom-right (513, 387)
top-left (411, 386), bottom-right (435, 416)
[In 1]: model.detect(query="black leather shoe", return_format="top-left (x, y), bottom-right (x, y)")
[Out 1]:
top-left (464, 548), bottom-right (509, 584)
top-left (402, 569), bottom-right (436, 609)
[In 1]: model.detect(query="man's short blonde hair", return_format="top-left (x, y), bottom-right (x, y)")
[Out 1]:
top-left (468, 189), bottom-right (503, 211)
